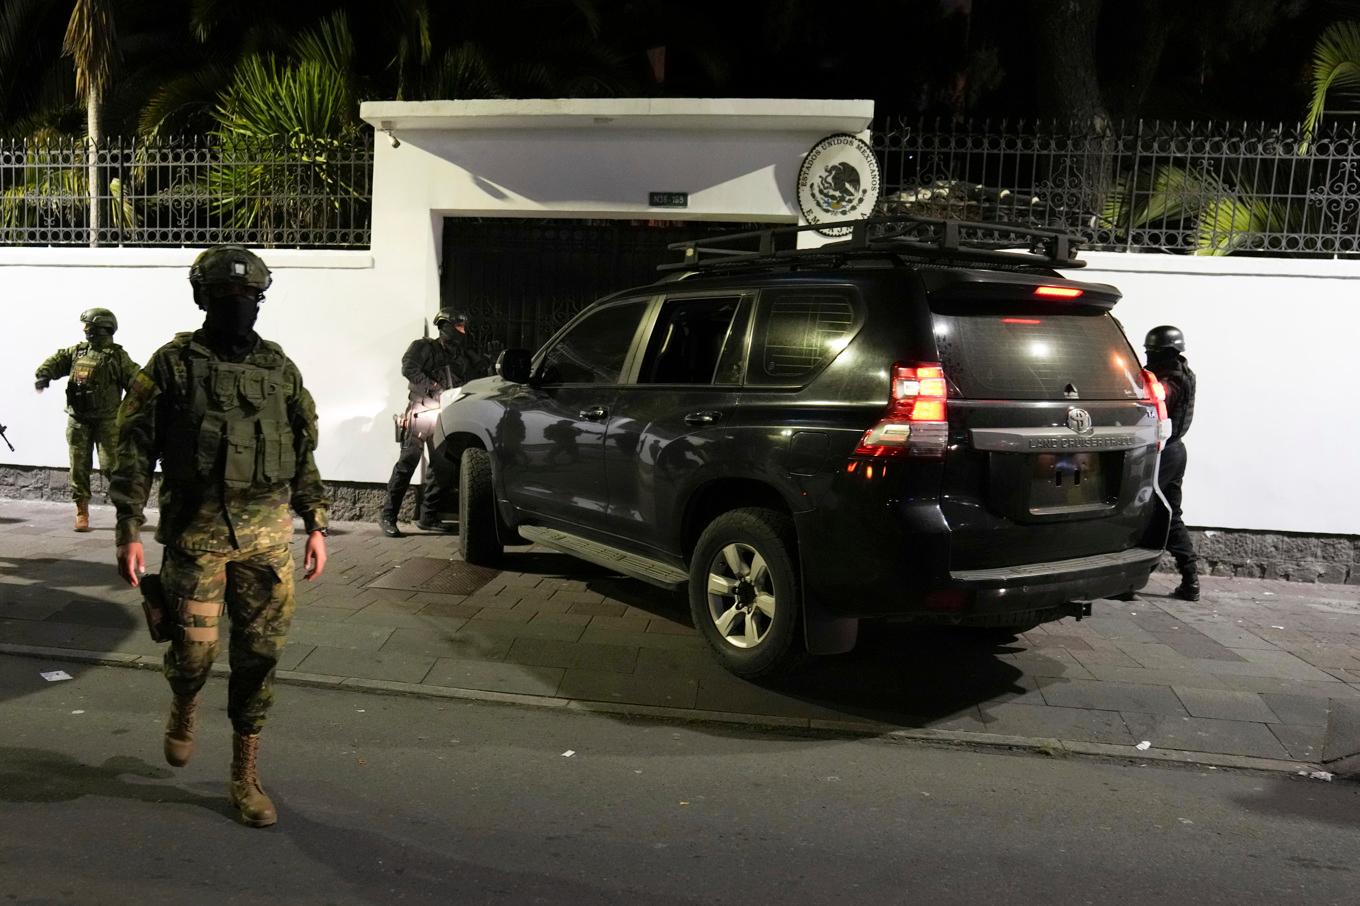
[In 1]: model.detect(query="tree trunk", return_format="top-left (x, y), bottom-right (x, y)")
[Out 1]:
top-left (1032, 0), bottom-right (1108, 128)
top-left (86, 82), bottom-right (101, 247)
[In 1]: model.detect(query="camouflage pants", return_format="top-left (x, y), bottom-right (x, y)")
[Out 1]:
top-left (160, 544), bottom-right (296, 735)
top-left (66, 417), bottom-right (117, 502)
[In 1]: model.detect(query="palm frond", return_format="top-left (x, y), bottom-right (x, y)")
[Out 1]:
top-left (1193, 195), bottom-right (1288, 255)
top-left (1304, 21), bottom-right (1360, 144)
top-left (427, 43), bottom-right (502, 99)
top-left (214, 54), bottom-right (355, 139)
top-left (138, 63), bottom-right (232, 136)
top-left (290, 10), bottom-right (355, 73)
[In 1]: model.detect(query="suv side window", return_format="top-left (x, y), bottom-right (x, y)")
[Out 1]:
top-left (637, 296), bottom-right (748, 385)
top-left (747, 288), bottom-right (860, 386)
top-left (538, 300), bottom-right (649, 385)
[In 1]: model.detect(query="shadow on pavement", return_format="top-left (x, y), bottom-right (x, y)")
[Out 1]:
top-left (488, 554), bottom-right (1032, 730)
top-left (0, 747), bottom-right (232, 819)
top-left (761, 625), bottom-right (1030, 728)
top-left (1234, 776), bottom-right (1360, 832)
top-left (274, 799), bottom-right (696, 904)
top-left (0, 556), bottom-right (144, 705)
top-left (506, 557), bottom-right (1027, 730)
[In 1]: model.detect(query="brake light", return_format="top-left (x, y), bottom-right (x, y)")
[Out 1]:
top-left (1033, 285), bottom-right (1083, 299)
top-left (853, 363), bottom-right (949, 459)
top-left (1141, 368), bottom-right (1170, 449)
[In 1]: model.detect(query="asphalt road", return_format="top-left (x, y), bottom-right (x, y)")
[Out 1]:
top-left (1, 654), bottom-right (1356, 906)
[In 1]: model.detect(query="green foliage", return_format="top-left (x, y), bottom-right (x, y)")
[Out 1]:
top-left (1305, 21), bottom-right (1360, 146)
top-left (1098, 163), bottom-right (1297, 256)
top-left (213, 56), bottom-right (355, 140)
top-left (0, 139), bottom-right (134, 234)
top-left (203, 11), bottom-right (363, 242)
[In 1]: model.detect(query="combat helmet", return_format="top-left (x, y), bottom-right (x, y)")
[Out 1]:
top-left (433, 308), bottom-right (470, 328)
top-left (79, 307), bottom-right (118, 333)
top-left (1144, 325), bottom-right (1186, 354)
top-left (188, 245), bottom-right (272, 309)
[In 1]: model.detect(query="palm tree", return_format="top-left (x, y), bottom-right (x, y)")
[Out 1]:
top-left (62, 0), bottom-right (117, 246)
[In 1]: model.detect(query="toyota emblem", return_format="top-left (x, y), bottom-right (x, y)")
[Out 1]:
top-left (1066, 407), bottom-right (1094, 435)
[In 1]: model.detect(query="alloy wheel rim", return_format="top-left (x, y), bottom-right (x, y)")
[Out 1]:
top-left (705, 542), bottom-right (776, 649)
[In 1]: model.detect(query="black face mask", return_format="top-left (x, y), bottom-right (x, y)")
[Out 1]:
top-left (205, 295), bottom-right (260, 339)
top-left (1146, 348), bottom-right (1180, 366)
top-left (439, 324), bottom-right (465, 345)
top-left (84, 327), bottom-right (113, 348)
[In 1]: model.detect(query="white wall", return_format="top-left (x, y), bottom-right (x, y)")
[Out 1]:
top-left (1071, 253), bottom-right (1360, 536)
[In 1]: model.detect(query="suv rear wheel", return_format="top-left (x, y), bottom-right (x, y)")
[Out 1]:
top-left (689, 507), bottom-right (803, 678)
top-left (459, 448), bottom-right (502, 566)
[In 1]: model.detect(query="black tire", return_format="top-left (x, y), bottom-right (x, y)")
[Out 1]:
top-left (458, 448), bottom-right (502, 566)
top-left (688, 507), bottom-right (804, 679)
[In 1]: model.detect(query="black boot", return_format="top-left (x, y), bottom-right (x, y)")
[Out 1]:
top-left (1172, 571), bottom-right (1200, 601)
top-left (378, 513), bottom-right (403, 538)
top-left (417, 514), bottom-right (453, 533)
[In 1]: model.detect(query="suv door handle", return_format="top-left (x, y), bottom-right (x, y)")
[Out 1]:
top-left (684, 411), bottom-right (721, 426)
top-left (578, 406), bottom-right (608, 421)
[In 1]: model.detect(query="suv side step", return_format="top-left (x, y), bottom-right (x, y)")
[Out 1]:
top-left (518, 526), bottom-right (689, 590)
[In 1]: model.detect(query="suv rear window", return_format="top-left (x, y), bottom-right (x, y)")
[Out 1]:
top-left (748, 289), bottom-right (859, 386)
top-left (931, 306), bottom-right (1144, 400)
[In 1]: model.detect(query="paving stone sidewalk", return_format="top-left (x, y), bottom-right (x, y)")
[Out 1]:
top-left (3, 498), bottom-right (1359, 773)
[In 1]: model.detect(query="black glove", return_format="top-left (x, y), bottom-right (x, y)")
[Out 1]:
top-left (35, 378), bottom-right (49, 391)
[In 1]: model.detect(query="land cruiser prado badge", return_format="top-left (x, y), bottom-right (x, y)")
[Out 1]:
top-left (798, 133), bottom-right (881, 237)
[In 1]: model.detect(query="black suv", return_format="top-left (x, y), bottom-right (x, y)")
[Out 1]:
top-left (434, 218), bottom-right (1170, 678)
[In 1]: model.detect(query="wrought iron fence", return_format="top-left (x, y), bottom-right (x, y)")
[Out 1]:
top-left (873, 118), bottom-right (1360, 256)
top-left (0, 135), bottom-right (372, 248)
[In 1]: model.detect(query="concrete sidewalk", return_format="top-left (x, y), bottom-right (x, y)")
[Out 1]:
top-left (3, 499), bottom-right (1358, 775)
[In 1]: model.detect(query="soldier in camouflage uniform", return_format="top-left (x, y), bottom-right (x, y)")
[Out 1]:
top-left (112, 246), bottom-right (330, 829)
top-left (34, 308), bottom-right (140, 531)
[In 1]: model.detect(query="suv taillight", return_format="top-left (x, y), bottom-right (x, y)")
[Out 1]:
top-left (1141, 368), bottom-right (1170, 449)
top-left (853, 363), bottom-right (949, 459)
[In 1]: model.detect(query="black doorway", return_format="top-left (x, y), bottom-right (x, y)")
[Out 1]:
top-left (440, 217), bottom-right (761, 357)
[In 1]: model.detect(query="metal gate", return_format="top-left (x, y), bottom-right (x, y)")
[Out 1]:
top-left (441, 218), bottom-right (757, 356)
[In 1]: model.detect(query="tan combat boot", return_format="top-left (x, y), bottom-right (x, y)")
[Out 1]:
top-left (74, 499), bottom-right (90, 532)
top-left (163, 693), bottom-right (199, 767)
top-left (229, 732), bottom-right (278, 828)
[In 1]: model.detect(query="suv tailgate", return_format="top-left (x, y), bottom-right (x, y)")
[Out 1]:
top-left (930, 296), bottom-right (1161, 570)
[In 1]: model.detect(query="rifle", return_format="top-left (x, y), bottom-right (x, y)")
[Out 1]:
top-left (0, 423), bottom-right (13, 452)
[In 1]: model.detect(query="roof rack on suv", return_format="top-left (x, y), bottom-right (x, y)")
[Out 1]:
top-left (659, 216), bottom-right (1085, 273)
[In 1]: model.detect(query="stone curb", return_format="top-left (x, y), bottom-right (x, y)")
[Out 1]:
top-left (2, 641), bottom-right (1337, 781)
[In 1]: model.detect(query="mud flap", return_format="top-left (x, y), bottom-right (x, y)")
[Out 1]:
top-left (801, 579), bottom-right (858, 656)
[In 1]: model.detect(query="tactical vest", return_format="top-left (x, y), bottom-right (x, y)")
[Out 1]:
top-left (163, 335), bottom-right (297, 489)
top-left (66, 343), bottom-right (118, 419)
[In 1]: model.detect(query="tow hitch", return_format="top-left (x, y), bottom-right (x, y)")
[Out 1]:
top-left (1062, 601), bottom-right (1094, 622)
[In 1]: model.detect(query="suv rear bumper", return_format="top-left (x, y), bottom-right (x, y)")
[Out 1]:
top-left (949, 546), bottom-right (1162, 614)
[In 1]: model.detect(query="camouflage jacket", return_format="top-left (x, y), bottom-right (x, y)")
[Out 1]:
top-left (35, 342), bottom-right (140, 421)
top-left (111, 331), bottom-right (330, 551)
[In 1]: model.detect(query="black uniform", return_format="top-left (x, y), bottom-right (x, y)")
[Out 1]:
top-left (1148, 351), bottom-right (1198, 580)
top-left (381, 334), bottom-right (488, 524)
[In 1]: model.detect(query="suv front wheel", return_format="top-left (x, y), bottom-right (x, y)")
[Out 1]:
top-left (459, 448), bottom-right (502, 566)
top-left (689, 508), bottom-right (803, 678)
